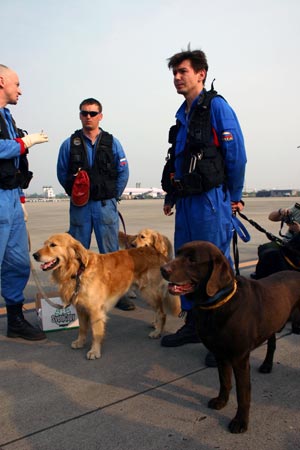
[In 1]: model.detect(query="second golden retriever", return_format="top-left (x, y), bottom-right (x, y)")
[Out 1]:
top-left (33, 233), bottom-right (180, 359)
top-left (119, 228), bottom-right (173, 259)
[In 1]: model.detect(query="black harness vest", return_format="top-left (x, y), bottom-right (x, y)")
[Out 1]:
top-left (0, 113), bottom-right (32, 190)
top-left (161, 87), bottom-right (226, 197)
top-left (66, 129), bottom-right (118, 201)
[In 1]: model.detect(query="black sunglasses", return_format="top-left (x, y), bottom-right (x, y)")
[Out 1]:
top-left (80, 110), bottom-right (100, 117)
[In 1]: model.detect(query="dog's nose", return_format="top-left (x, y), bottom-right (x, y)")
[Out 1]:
top-left (32, 252), bottom-right (40, 261)
top-left (160, 265), bottom-right (171, 280)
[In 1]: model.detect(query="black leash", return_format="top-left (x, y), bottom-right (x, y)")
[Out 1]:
top-left (237, 210), bottom-right (284, 246)
top-left (232, 223), bottom-right (240, 276)
top-left (231, 210), bottom-right (284, 276)
top-left (231, 213), bottom-right (251, 276)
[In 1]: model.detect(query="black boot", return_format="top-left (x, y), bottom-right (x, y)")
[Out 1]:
top-left (160, 310), bottom-right (201, 347)
top-left (6, 304), bottom-right (46, 341)
top-left (115, 288), bottom-right (136, 311)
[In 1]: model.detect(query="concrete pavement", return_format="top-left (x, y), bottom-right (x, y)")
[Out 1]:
top-left (1, 198), bottom-right (300, 450)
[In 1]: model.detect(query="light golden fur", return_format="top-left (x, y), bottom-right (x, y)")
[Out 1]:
top-left (33, 233), bottom-right (181, 360)
top-left (119, 228), bottom-right (173, 259)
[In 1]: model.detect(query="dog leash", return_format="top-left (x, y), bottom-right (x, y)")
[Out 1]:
top-left (237, 210), bottom-right (284, 246)
top-left (27, 229), bottom-right (68, 310)
top-left (118, 210), bottom-right (131, 249)
top-left (231, 213), bottom-right (251, 276)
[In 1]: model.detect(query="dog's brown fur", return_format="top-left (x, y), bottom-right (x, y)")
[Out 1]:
top-left (161, 240), bottom-right (300, 433)
top-left (33, 233), bottom-right (180, 359)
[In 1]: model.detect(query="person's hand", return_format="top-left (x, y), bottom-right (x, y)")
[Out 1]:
top-left (163, 204), bottom-right (174, 216)
top-left (231, 201), bottom-right (244, 213)
top-left (21, 132), bottom-right (48, 149)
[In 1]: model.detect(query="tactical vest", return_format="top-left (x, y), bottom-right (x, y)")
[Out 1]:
top-left (66, 129), bottom-right (118, 201)
top-left (161, 87), bottom-right (226, 197)
top-left (0, 113), bottom-right (33, 190)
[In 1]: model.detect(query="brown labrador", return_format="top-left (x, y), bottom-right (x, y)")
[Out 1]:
top-left (160, 240), bottom-right (300, 433)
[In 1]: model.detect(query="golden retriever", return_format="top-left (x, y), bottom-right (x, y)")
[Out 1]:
top-left (118, 230), bottom-right (137, 250)
top-left (119, 228), bottom-right (173, 259)
top-left (131, 228), bottom-right (173, 260)
top-left (33, 233), bottom-right (181, 360)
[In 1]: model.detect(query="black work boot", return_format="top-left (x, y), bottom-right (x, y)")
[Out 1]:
top-left (6, 304), bottom-right (46, 341)
top-left (115, 295), bottom-right (136, 311)
top-left (161, 310), bottom-right (201, 347)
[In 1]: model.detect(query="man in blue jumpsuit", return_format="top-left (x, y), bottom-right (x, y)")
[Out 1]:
top-left (0, 64), bottom-right (48, 340)
top-left (161, 49), bottom-right (247, 366)
top-left (57, 98), bottom-right (134, 310)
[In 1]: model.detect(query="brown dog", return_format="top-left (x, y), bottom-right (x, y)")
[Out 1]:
top-left (160, 240), bottom-right (300, 433)
top-left (33, 233), bottom-right (180, 359)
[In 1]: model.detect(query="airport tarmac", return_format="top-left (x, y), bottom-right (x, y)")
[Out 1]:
top-left (0, 197), bottom-right (300, 449)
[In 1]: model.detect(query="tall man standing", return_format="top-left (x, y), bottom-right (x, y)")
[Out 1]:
top-left (161, 49), bottom-right (247, 365)
top-left (0, 64), bottom-right (48, 340)
top-left (57, 98), bottom-right (134, 310)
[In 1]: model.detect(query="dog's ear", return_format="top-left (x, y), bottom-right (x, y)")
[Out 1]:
top-left (206, 253), bottom-right (233, 297)
top-left (153, 233), bottom-right (168, 257)
top-left (72, 240), bottom-right (89, 267)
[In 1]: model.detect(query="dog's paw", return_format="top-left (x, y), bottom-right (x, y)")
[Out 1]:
top-left (86, 349), bottom-right (101, 360)
top-left (148, 329), bottom-right (161, 339)
top-left (71, 339), bottom-right (85, 349)
top-left (259, 362), bottom-right (273, 373)
top-left (208, 396), bottom-right (228, 410)
top-left (228, 417), bottom-right (248, 433)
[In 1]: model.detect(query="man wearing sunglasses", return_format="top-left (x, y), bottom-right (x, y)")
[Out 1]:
top-left (57, 98), bottom-right (134, 311)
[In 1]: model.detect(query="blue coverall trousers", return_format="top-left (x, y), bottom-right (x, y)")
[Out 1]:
top-left (0, 189), bottom-right (30, 306)
top-left (68, 198), bottom-right (119, 252)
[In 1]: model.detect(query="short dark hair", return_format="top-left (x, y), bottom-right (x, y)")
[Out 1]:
top-left (168, 49), bottom-right (208, 82)
top-left (79, 98), bottom-right (102, 112)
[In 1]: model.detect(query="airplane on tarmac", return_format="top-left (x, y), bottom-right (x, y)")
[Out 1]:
top-left (121, 187), bottom-right (165, 199)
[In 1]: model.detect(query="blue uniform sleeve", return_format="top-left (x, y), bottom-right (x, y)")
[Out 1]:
top-left (0, 139), bottom-right (23, 158)
top-left (57, 138), bottom-right (71, 191)
top-left (210, 96), bottom-right (247, 201)
top-left (112, 137), bottom-right (129, 198)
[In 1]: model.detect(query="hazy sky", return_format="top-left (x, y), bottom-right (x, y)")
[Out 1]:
top-left (2, 0), bottom-right (300, 194)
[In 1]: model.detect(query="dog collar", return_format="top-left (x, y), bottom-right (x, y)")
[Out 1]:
top-left (199, 280), bottom-right (237, 310)
top-left (283, 255), bottom-right (300, 271)
top-left (66, 262), bottom-right (86, 306)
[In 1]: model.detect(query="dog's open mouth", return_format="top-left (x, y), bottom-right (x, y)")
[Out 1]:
top-left (168, 282), bottom-right (195, 295)
top-left (40, 258), bottom-right (59, 271)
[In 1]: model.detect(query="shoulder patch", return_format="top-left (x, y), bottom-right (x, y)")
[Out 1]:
top-left (222, 131), bottom-right (234, 142)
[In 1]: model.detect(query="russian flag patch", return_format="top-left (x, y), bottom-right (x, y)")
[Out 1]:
top-left (222, 131), bottom-right (234, 142)
top-left (120, 157), bottom-right (127, 166)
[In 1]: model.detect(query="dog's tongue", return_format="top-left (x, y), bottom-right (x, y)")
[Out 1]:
top-left (168, 282), bottom-right (194, 295)
top-left (41, 260), bottom-right (56, 271)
